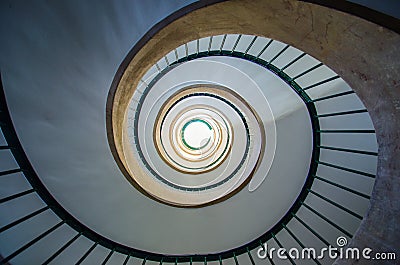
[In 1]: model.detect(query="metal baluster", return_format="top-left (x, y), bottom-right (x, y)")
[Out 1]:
top-left (1, 220), bottom-right (64, 264)
top-left (42, 232), bottom-right (82, 265)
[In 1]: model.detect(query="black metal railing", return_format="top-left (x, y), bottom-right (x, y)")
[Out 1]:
top-left (0, 34), bottom-right (377, 264)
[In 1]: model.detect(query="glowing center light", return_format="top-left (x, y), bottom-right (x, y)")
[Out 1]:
top-left (181, 119), bottom-right (213, 150)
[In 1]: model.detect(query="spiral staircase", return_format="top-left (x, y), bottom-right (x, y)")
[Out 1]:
top-left (0, 1), bottom-right (399, 265)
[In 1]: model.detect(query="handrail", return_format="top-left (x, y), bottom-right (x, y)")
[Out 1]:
top-left (0, 36), bottom-right (376, 263)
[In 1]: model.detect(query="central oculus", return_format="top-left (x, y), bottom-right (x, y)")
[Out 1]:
top-left (181, 119), bottom-right (213, 150)
top-left (158, 103), bottom-right (231, 174)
